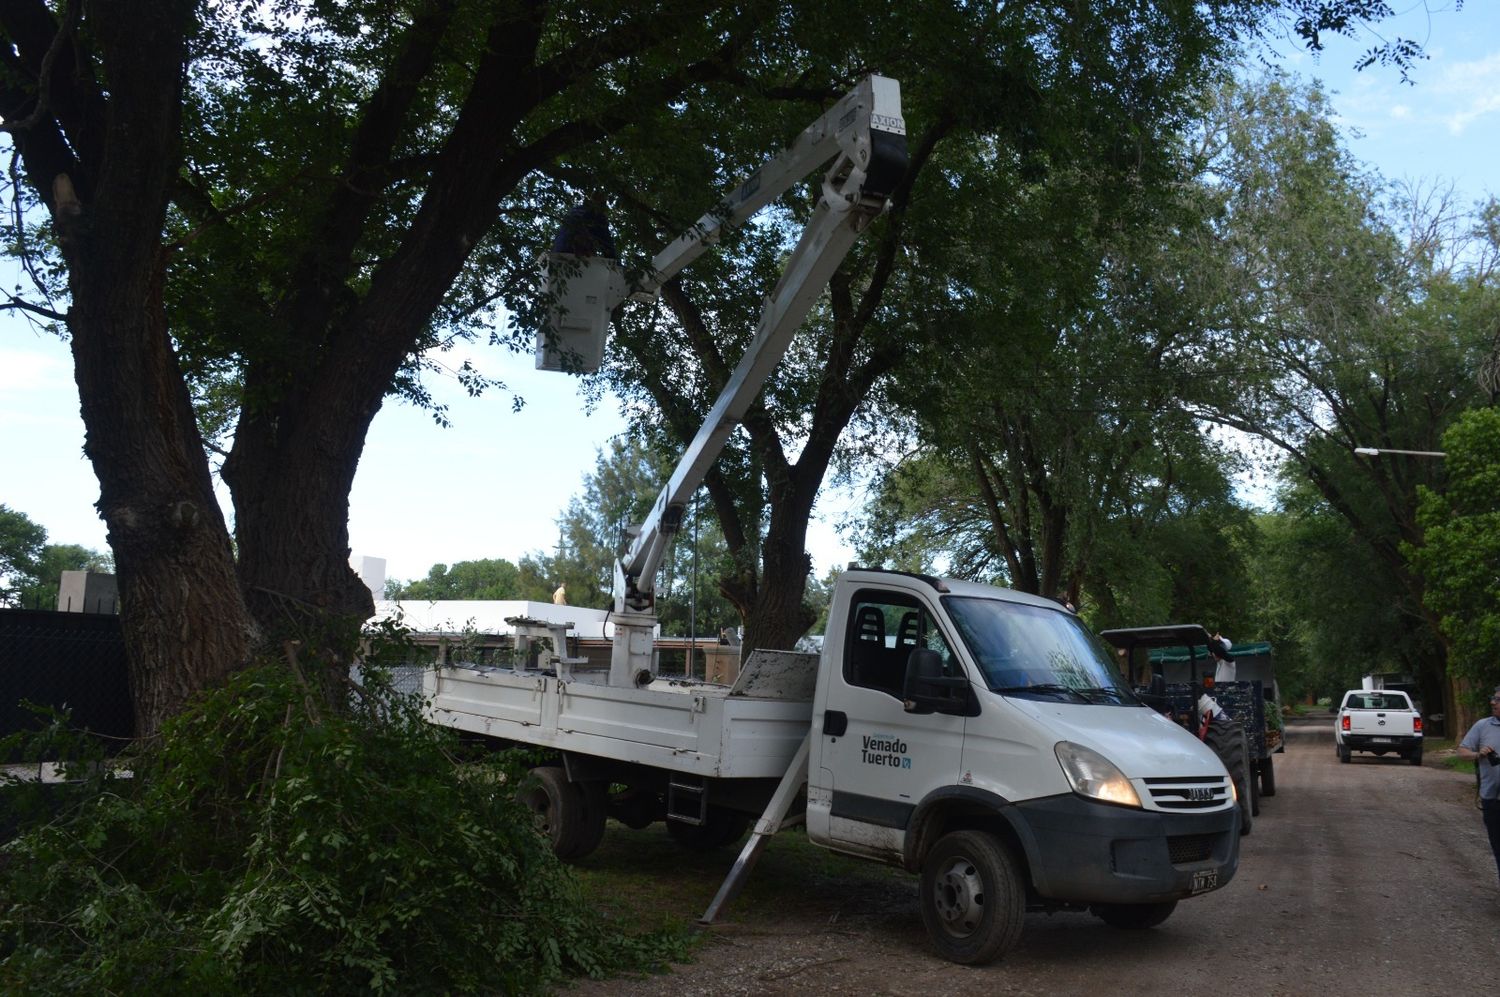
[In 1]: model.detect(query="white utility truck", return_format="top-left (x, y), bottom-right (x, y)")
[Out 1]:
top-left (425, 77), bottom-right (1240, 964)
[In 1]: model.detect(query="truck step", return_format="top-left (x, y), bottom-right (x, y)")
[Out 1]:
top-left (667, 777), bottom-right (708, 825)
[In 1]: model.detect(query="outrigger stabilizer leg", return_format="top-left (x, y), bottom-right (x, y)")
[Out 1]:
top-left (698, 734), bottom-right (811, 925)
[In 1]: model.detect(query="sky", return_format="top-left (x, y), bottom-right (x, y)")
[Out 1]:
top-left (2, 3), bottom-right (1497, 587)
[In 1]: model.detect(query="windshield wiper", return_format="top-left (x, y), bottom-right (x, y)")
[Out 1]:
top-left (993, 683), bottom-right (1090, 703)
top-left (1073, 686), bottom-right (1131, 704)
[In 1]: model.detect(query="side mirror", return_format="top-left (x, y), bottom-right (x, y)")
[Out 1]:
top-left (1136, 670), bottom-right (1168, 708)
top-left (902, 648), bottom-right (978, 717)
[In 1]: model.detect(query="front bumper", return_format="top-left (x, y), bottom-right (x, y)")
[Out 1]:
top-left (1008, 794), bottom-right (1239, 905)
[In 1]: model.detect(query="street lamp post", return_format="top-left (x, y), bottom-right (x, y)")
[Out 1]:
top-left (1353, 447), bottom-right (1447, 458)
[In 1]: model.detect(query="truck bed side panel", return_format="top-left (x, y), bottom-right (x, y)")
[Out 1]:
top-left (426, 666), bottom-right (810, 779)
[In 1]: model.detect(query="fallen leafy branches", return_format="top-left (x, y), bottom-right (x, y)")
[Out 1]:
top-left (0, 664), bottom-right (692, 993)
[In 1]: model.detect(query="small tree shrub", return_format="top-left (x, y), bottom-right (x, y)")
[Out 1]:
top-left (0, 664), bottom-right (691, 993)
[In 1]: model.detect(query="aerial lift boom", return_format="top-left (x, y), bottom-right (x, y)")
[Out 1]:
top-left (539, 76), bottom-right (907, 687)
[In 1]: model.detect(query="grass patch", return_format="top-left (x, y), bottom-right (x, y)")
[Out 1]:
top-left (1428, 737), bottom-right (1477, 775)
top-left (572, 822), bottom-right (914, 936)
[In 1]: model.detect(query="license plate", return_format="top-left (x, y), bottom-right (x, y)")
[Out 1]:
top-left (1371, 737), bottom-right (1393, 744)
top-left (1191, 870), bottom-right (1217, 894)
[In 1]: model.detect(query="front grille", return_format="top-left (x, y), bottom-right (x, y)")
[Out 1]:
top-left (1142, 775), bottom-right (1230, 811)
top-left (1167, 832), bottom-right (1217, 864)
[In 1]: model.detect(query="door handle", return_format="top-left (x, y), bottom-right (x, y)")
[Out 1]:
top-left (824, 710), bottom-right (848, 737)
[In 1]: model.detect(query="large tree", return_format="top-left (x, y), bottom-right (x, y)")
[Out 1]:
top-left (0, 0), bottom-right (791, 733)
top-left (0, 503), bottom-right (46, 606)
top-left (589, 0), bottom-right (1269, 651)
top-left (1411, 407), bottom-right (1500, 709)
top-left (0, 1), bottom-right (1443, 733)
top-left (1186, 73), bottom-right (1500, 723)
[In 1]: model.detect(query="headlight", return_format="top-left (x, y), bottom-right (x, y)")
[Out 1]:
top-left (1054, 741), bottom-right (1141, 808)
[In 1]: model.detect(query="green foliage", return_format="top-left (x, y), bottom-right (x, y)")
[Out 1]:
top-left (386, 557), bottom-right (537, 601)
top-left (0, 507), bottom-right (112, 609)
top-left (0, 504), bottom-right (46, 606)
top-left (0, 665), bottom-right (691, 994)
top-left (1411, 408), bottom-right (1500, 704)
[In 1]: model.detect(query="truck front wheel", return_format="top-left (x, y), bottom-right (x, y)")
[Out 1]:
top-left (919, 830), bottom-right (1024, 965)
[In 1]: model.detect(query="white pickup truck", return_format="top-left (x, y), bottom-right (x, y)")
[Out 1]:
top-left (1334, 689), bottom-right (1423, 765)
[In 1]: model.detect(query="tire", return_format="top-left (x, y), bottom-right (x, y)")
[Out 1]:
top-left (918, 830), bottom-right (1025, 965)
top-left (1203, 721), bottom-right (1252, 836)
top-left (1249, 748), bottom-right (1262, 817)
top-left (571, 779), bottom-right (609, 858)
top-left (1409, 746), bottom-right (1423, 767)
top-left (518, 766), bottom-right (592, 861)
top-left (1338, 742), bottom-right (1351, 764)
top-left (1259, 755), bottom-right (1277, 798)
top-left (666, 807), bottom-right (750, 850)
top-left (1091, 900), bottom-right (1178, 930)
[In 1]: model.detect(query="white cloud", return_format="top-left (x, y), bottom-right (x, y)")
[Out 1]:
top-left (0, 342), bottom-right (71, 393)
top-left (1436, 50), bottom-right (1500, 134)
top-left (1389, 104), bottom-right (1411, 120)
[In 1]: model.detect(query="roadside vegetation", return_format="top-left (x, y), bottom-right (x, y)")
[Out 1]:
top-left (0, 664), bottom-right (691, 994)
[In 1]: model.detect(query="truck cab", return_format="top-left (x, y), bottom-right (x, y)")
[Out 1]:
top-left (803, 570), bottom-right (1240, 959)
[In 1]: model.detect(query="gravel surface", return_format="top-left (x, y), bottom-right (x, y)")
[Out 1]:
top-left (566, 717), bottom-right (1500, 995)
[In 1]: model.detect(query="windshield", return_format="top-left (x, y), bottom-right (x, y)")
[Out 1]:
top-left (944, 596), bottom-right (1137, 705)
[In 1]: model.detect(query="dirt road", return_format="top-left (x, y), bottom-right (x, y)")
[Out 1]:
top-left (570, 717), bottom-right (1500, 996)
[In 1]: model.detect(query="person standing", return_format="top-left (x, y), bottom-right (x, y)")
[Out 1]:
top-left (1457, 687), bottom-right (1500, 885)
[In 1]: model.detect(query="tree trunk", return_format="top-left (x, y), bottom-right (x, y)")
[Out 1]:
top-left (40, 0), bottom-right (258, 736)
top-left (70, 303), bottom-right (255, 734)
top-left (740, 525), bottom-right (815, 654)
top-left (225, 399), bottom-right (376, 653)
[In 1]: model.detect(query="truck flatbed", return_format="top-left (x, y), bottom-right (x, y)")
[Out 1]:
top-left (426, 650), bottom-right (817, 780)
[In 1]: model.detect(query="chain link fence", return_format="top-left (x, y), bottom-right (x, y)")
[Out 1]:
top-left (0, 608), bottom-right (133, 760)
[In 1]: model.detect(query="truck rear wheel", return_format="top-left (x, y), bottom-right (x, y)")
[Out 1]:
top-left (1408, 745), bottom-right (1423, 766)
top-left (572, 779), bottom-right (609, 857)
top-left (1091, 900), bottom-right (1177, 930)
top-left (1248, 746), bottom-right (1261, 817)
top-left (1259, 755), bottom-right (1276, 797)
top-left (919, 830), bottom-right (1024, 965)
top-left (1204, 721), bottom-right (1253, 836)
top-left (1338, 742), bottom-right (1351, 764)
top-left (518, 766), bottom-right (603, 861)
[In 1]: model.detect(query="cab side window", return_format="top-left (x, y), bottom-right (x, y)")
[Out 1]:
top-left (843, 590), bottom-right (958, 699)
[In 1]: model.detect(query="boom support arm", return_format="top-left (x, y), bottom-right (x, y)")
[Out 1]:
top-left (615, 76), bottom-right (907, 615)
top-left (539, 76), bottom-right (905, 687)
